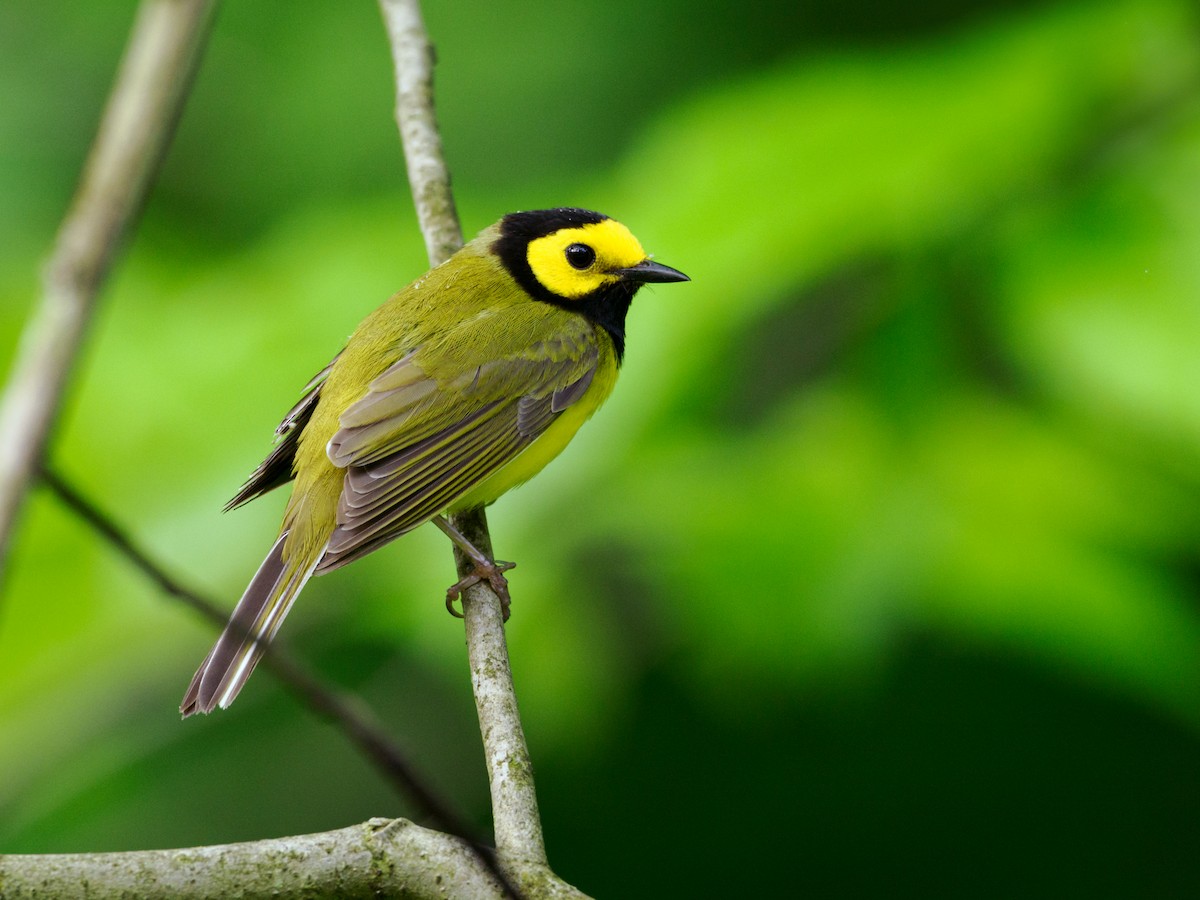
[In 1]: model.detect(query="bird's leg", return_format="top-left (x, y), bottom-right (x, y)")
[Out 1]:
top-left (434, 515), bottom-right (516, 621)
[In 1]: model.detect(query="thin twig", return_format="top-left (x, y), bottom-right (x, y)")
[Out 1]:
top-left (450, 511), bottom-right (549, 865)
top-left (379, 0), bottom-right (463, 267)
top-left (377, 0), bottom-right (558, 878)
top-left (39, 466), bottom-right (487, 853)
top-left (0, 0), bottom-right (216, 585)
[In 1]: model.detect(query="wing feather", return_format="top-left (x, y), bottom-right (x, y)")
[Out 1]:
top-left (319, 405), bottom-right (527, 571)
top-left (338, 402), bottom-right (507, 522)
top-left (315, 325), bottom-right (601, 574)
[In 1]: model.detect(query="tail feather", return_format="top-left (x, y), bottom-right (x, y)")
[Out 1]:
top-left (180, 532), bottom-right (322, 716)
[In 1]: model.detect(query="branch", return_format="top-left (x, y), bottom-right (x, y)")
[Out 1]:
top-left (33, 487), bottom-right (563, 900)
top-left (38, 467), bottom-right (482, 849)
top-left (377, 3), bottom-right (575, 892)
top-left (0, 0), bottom-right (216, 583)
top-left (0, 819), bottom-right (503, 900)
top-left (450, 511), bottom-right (549, 865)
top-left (379, 0), bottom-right (462, 266)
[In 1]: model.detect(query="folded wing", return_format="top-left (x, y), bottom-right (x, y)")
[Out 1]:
top-left (317, 323), bottom-right (600, 573)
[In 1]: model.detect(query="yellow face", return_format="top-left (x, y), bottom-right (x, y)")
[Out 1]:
top-left (525, 219), bottom-right (649, 300)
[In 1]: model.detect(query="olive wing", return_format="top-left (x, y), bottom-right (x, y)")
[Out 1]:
top-left (315, 325), bottom-right (600, 573)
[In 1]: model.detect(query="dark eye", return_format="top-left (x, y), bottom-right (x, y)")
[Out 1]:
top-left (564, 243), bottom-right (596, 270)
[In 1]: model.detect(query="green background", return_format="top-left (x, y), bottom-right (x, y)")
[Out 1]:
top-left (3, 0), bottom-right (1200, 895)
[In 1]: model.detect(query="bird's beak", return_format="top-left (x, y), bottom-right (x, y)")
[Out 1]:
top-left (613, 259), bottom-right (691, 284)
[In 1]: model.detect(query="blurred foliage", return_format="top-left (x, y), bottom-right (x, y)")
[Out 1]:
top-left (2, 0), bottom-right (1200, 896)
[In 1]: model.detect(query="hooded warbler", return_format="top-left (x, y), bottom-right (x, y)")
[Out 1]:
top-left (181, 208), bottom-right (689, 715)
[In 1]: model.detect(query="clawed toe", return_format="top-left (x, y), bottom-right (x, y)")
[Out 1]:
top-left (445, 559), bottom-right (516, 620)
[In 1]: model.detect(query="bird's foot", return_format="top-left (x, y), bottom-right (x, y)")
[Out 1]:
top-left (445, 559), bottom-right (516, 621)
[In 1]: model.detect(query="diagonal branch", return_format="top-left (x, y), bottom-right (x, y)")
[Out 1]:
top-left (38, 466), bottom-right (483, 849)
top-left (0, 0), bottom-right (217, 585)
top-left (377, 1), bottom-right (565, 885)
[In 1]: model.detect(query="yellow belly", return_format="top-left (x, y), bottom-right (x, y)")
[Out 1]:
top-left (449, 354), bottom-right (617, 512)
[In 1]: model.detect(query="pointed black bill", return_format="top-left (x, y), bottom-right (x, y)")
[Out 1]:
top-left (614, 259), bottom-right (690, 284)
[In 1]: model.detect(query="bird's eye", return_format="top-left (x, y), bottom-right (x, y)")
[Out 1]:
top-left (564, 243), bottom-right (596, 270)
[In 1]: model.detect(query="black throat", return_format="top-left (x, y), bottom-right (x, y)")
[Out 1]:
top-left (571, 280), bottom-right (637, 361)
top-left (492, 208), bottom-right (638, 363)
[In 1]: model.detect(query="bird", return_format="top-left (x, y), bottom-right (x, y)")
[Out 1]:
top-left (181, 208), bottom-right (689, 716)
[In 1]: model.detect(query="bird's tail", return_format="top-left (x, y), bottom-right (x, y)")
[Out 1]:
top-left (180, 531), bottom-right (321, 716)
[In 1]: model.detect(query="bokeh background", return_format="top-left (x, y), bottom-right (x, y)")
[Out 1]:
top-left (3, 0), bottom-right (1200, 895)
